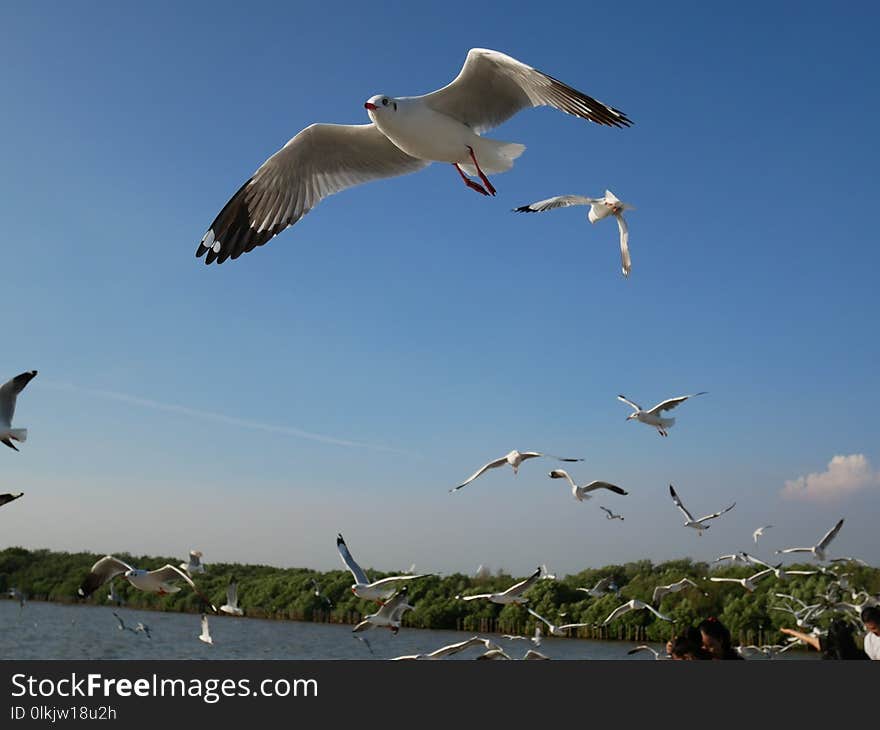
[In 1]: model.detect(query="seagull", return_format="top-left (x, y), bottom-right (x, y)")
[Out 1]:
top-left (112, 611), bottom-right (128, 632)
top-left (179, 550), bottom-right (206, 576)
top-left (351, 586), bottom-right (414, 635)
top-left (476, 648), bottom-right (513, 660)
top-left (336, 533), bottom-right (429, 602)
top-left (310, 578), bottom-right (333, 608)
top-left (0, 370), bottom-right (37, 452)
top-left (753, 525), bottom-right (773, 543)
top-left (602, 599), bottom-right (673, 625)
top-left (548, 469), bottom-right (628, 502)
top-left (392, 636), bottom-right (502, 660)
top-left (451, 450), bottom-right (583, 492)
top-left (651, 578), bottom-right (706, 605)
top-left (220, 578), bottom-right (243, 616)
top-left (522, 649), bottom-right (551, 660)
top-left (829, 556), bottom-right (868, 567)
top-left (617, 392), bottom-right (707, 437)
top-left (514, 190), bottom-right (634, 277)
top-left (599, 505), bottom-right (624, 521)
top-left (775, 518), bottom-right (845, 562)
top-left (527, 607), bottom-right (592, 636)
top-left (708, 566), bottom-right (776, 593)
top-left (739, 552), bottom-right (818, 581)
top-left (577, 577), bottom-right (619, 598)
top-left (77, 555), bottom-right (217, 612)
top-left (713, 553), bottom-right (752, 565)
top-left (197, 48), bottom-right (632, 265)
top-left (198, 614), bottom-right (214, 645)
top-left (669, 484), bottom-right (735, 535)
top-left (502, 625), bottom-right (543, 646)
top-left (539, 564), bottom-right (557, 580)
top-left (627, 645), bottom-right (666, 660)
top-left (132, 622), bottom-right (152, 639)
top-left (0, 492), bottom-right (24, 509)
top-left (7, 587), bottom-right (26, 608)
top-left (457, 566), bottom-right (542, 605)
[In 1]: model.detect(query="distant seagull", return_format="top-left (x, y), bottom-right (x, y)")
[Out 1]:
top-left (669, 484), bottom-right (735, 536)
top-left (336, 533), bottom-right (429, 602)
top-left (7, 587), bottom-right (26, 608)
top-left (548, 469), bottom-right (628, 502)
top-left (198, 614), bottom-right (214, 645)
top-left (451, 450), bottom-right (583, 492)
top-left (0, 492), bottom-right (24, 509)
top-left (829, 556), bottom-right (868, 567)
top-left (539, 564), bottom-right (557, 580)
top-left (753, 525), bottom-right (773, 543)
top-left (713, 553), bottom-right (751, 566)
top-left (737, 643), bottom-right (796, 659)
top-left (476, 648), bottom-right (513, 660)
top-left (457, 566), bottom-right (542, 605)
top-left (627, 645), bottom-right (666, 660)
top-left (196, 48), bottom-right (632, 265)
top-left (775, 518), bottom-right (845, 562)
top-left (0, 370), bottom-right (37, 452)
top-left (310, 578), bottom-right (333, 608)
top-left (112, 611), bottom-right (128, 632)
top-left (708, 566), bottom-right (777, 593)
top-left (473, 564), bottom-right (491, 580)
top-left (527, 607), bottom-right (592, 636)
top-left (739, 552), bottom-right (817, 582)
top-left (577, 577), bottom-right (619, 598)
top-left (220, 578), bottom-right (243, 616)
top-left (179, 550), bottom-right (206, 576)
top-left (132, 621), bottom-right (152, 639)
top-left (522, 649), bottom-right (551, 660)
top-left (107, 580), bottom-right (124, 607)
top-left (514, 189), bottom-right (634, 277)
top-left (600, 505), bottom-right (624, 521)
top-left (352, 586), bottom-right (414, 635)
top-left (392, 636), bottom-right (502, 660)
top-left (651, 578), bottom-right (705, 605)
top-left (502, 625), bottom-right (542, 647)
top-left (603, 599), bottom-right (673, 625)
top-left (617, 392), bottom-right (707, 437)
top-left (78, 555), bottom-right (217, 612)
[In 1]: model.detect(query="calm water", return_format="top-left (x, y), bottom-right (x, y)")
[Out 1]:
top-left (0, 600), bottom-right (813, 660)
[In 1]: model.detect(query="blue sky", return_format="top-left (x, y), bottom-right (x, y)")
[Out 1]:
top-left (2, 1), bottom-right (878, 576)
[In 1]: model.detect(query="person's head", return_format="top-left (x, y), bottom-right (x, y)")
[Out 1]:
top-left (822, 619), bottom-right (865, 660)
top-left (861, 606), bottom-right (880, 637)
top-left (670, 627), bottom-right (711, 660)
top-left (698, 617), bottom-right (733, 659)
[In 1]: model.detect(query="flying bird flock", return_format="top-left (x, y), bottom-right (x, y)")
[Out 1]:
top-left (2, 45), bottom-right (876, 662)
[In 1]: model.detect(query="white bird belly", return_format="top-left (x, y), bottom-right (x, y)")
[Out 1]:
top-left (376, 107), bottom-right (480, 163)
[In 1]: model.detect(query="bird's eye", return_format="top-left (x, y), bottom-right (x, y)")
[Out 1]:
top-left (382, 98), bottom-right (388, 106)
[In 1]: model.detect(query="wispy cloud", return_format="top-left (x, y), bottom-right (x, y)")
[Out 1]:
top-left (41, 380), bottom-right (408, 454)
top-left (781, 454), bottom-right (880, 502)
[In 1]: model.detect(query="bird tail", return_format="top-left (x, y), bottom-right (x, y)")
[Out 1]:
top-left (460, 140), bottom-right (526, 175)
top-left (7, 429), bottom-right (27, 442)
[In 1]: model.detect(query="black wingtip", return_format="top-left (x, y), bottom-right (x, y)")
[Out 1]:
top-left (513, 205), bottom-right (536, 213)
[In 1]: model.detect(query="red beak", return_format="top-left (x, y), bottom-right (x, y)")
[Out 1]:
top-left (364, 102), bottom-right (378, 111)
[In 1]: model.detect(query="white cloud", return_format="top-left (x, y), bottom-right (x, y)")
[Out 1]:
top-left (782, 454), bottom-right (880, 502)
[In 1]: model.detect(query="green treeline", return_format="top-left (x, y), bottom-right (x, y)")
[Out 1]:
top-left (1, 547), bottom-right (876, 643)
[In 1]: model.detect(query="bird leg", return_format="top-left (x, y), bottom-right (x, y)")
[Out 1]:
top-left (467, 145), bottom-right (497, 196)
top-left (453, 163), bottom-right (490, 196)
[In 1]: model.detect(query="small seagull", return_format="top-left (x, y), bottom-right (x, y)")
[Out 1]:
top-left (539, 564), bottom-right (557, 580)
top-left (514, 189), bottom-right (634, 277)
top-left (392, 636), bottom-right (502, 660)
top-left (310, 578), bottom-right (333, 608)
top-left (0, 492), bottom-right (24, 509)
top-left (602, 599), bottom-right (673, 625)
top-left (220, 578), bottom-right (243, 616)
top-left (457, 566), bottom-right (542, 605)
top-left (352, 586), bottom-right (414, 635)
top-left (527, 607), bottom-right (592, 636)
top-left (502, 625), bottom-right (543, 647)
top-left (708, 566), bottom-right (777, 593)
top-left (577, 577), bottom-right (620, 598)
top-left (599, 505), bottom-right (624, 521)
top-left (7, 587), bottom-right (26, 608)
top-left (476, 648), bottom-right (513, 660)
top-left (337, 533), bottom-right (429, 602)
top-left (198, 614), bottom-right (214, 645)
top-left (829, 556), bottom-right (868, 567)
top-left (617, 392), bottom-right (707, 437)
top-left (452, 450), bottom-right (583, 492)
top-left (522, 649), bottom-right (551, 660)
top-left (0, 370), bottom-right (37, 452)
top-left (713, 553), bottom-right (752, 565)
top-left (132, 622), bottom-right (152, 639)
top-left (179, 550), bottom-right (206, 576)
top-left (548, 469), bottom-right (628, 502)
top-left (775, 518), bottom-right (845, 562)
top-left (352, 634), bottom-right (375, 656)
top-left (753, 525), bottom-right (773, 543)
top-left (627, 645), bottom-right (666, 660)
top-left (651, 578), bottom-right (706, 605)
top-left (78, 555), bottom-right (217, 612)
top-left (112, 611), bottom-right (128, 632)
top-left (739, 552), bottom-right (818, 582)
top-left (669, 484), bottom-right (735, 536)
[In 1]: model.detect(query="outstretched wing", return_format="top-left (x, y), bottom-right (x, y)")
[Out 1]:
top-left (78, 556), bottom-right (133, 598)
top-left (817, 518), bottom-right (845, 551)
top-left (502, 566), bottom-right (542, 598)
top-left (581, 481), bottom-right (628, 495)
top-left (0, 492), bottom-right (24, 508)
top-left (617, 394), bottom-right (642, 411)
top-left (668, 485), bottom-right (695, 522)
top-left (0, 370), bottom-right (37, 428)
top-left (149, 565), bottom-right (218, 613)
top-left (336, 533), bottom-right (370, 585)
top-left (695, 502), bottom-right (736, 523)
top-left (514, 195), bottom-right (598, 213)
top-left (615, 213), bottom-right (631, 277)
top-left (451, 455), bottom-right (508, 492)
top-left (648, 392), bottom-right (707, 415)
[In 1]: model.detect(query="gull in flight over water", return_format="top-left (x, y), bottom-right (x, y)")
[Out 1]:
top-left (352, 586), bottom-right (414, 635)
top-left (0, 492), bottom-right (24, 509)
top-left (600, 505), bottom-right (624, 521)
top-left (0, 370), bottom-right (37, 452)
top-left (514, 190), bottom-right (634, 277)
top-left (753, 525), bottom-right (773, 543)
top-left (77, 555), bottom-right (217, 612)
top-left (669, 484), bottom-right (735, 535)
top-left (527, 607), bottom-right (592, 636)
top-left (197, 48), bottom-right (632, 265)
top-left (503, 625), bottom-right (543, 646)
top-left (548, 469), bottom-right (628, 502)
top-left (457, 566), bottom-right (542, 605)
top-left (392, 636), bottom-right (503, 660)
top-left (451, 450), bottom-right (583, 492)
top-left (179, 550), bottom-right (206, 576)
top-left (198, 614), bottom-right (214, 645)
top-left (603, 599), bottom-right (673, 625)
top-left (775, 519), bottom-right (845, 562)
top-left (708, 566), bottom-right (777, 593)
top-left (617, 392), bottom-right (707, 437)
top-left (113, 611), bottom-right (151, 638)
top-left (336, 533), bottom-right (429, 602)
top-left (627, 645), bottom-right (667, 660)
top-left (577, 577), bottom-right (620, 598)
top-left (220, 578), bottom-right (243, 616)
top-left (651, 578), bottom-right (706, 605)
top-left (713, 553), bottom-right (751, 566)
